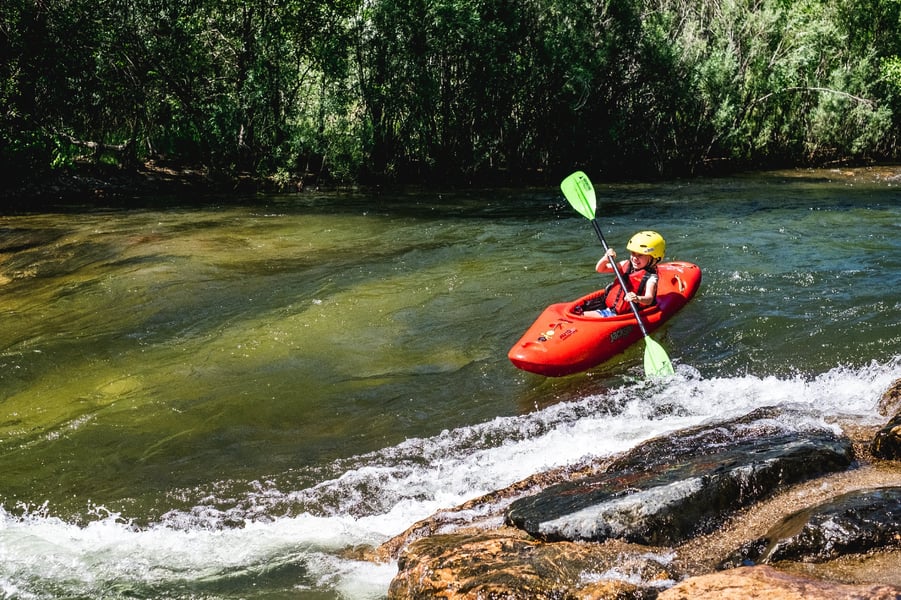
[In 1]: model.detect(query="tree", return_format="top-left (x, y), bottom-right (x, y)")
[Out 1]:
top-left (2, 0), bottom-right (899, 191)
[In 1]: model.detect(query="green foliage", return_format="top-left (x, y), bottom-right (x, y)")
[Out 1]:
top-left (884, 56), bottom-right (901, 89)
top-left (2, 0), bottom-right (900, 189)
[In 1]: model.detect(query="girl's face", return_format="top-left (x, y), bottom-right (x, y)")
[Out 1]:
top-left (630, 252), bottom-right (651, 269)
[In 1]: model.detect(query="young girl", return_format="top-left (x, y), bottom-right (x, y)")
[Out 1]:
top-left (586, 231), bottom-right (665, 317)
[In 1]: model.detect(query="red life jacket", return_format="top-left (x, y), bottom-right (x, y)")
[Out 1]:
top-left (604, 264), bottom-right (657, 314)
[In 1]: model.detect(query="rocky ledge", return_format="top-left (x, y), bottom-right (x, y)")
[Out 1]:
top-left (376, 378), bottom-right (901, 599)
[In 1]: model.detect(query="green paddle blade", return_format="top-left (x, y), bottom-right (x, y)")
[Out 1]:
top-left (643, 336), bottom-right (675, 377)
top-left (560, 171), bottom-right (596, 220)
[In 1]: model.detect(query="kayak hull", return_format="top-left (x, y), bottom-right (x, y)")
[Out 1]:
top-left (508, 261), bottom-right (702, 376)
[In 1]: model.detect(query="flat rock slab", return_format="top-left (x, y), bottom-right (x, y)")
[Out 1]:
top-left (506, 407), bottom-right (854, 545)
top-left (726, 486), bottom-right (901, 565)
top-left (658, 564), bottom-right (901, 599)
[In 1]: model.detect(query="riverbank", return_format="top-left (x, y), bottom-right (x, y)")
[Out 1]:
top-left (0, 161), bottom-right (273, 210)
top-left (4, 162), bottom-right (900, 212)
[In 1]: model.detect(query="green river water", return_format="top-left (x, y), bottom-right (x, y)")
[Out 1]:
top-left (0, 168), bottom-right (898, 598)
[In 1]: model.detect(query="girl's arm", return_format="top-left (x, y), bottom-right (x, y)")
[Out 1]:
top-left (595, 248), bottom-right (628, 273)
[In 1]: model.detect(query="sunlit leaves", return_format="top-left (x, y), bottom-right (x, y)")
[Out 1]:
top-left (1, 0), bottom-right (900, 186)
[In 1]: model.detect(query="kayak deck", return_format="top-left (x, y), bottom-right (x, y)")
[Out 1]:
top-left (508, 261), bottom-right (702, 376)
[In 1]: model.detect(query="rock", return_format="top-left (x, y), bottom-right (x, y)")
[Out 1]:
top-left (387, 529), bottom-right (675, 599)
top-left (872, 413), bottom-right (901, 460)
top-left (723, 486), bottom-right (901, 566)
top-left (386, 405), bottom-right (901, 598)
top-left (657, 564), bottom-right (901, 599)
top-left (871, 378), bottom-right (901, 460)
top-left (877, 378), bottom-right (901, 417)
top-left (506, 407), bottom-right (853, 545)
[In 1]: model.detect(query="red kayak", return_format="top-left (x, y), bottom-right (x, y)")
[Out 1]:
top-left (508, 261), bottom-right (702, 376)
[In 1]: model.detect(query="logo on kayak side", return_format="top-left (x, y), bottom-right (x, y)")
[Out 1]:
top-left (537, 320), bottom-right (576, 342)
top-left (609, 325), bottom-right (634, 343)
top-left (538, 328), bottom-right (577, 342)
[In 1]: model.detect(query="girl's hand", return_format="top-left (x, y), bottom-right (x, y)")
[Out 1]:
top-left (625, 292), bottom-right (638, 303)
top-left (596, 248), bottom-right (619, 273)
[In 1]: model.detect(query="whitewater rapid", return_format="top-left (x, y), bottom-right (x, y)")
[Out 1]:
top-left (2, 358), bottom-right (897, 599)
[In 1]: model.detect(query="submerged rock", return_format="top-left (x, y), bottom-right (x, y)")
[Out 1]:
top-left (506, 407), bottom-right (853, 545)
top-left (724, 486), bottom-right (901, 566)
top-left (657, 564), bottom-right (901, 599)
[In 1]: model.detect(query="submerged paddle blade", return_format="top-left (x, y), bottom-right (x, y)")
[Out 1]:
top-left (560, 171), bottom-right (597, 220)
top-left (643, 337), bottom-right (675, 377)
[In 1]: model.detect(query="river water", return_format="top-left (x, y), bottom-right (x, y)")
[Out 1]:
top-left (0, 168), bottom-right (898, 598)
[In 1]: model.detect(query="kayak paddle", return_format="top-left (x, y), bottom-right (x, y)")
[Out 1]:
top-left (560, 171), bottom-right (675, 377)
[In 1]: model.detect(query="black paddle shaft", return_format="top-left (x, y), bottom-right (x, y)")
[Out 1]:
top-left (590, 218), bottom-right (651, 338)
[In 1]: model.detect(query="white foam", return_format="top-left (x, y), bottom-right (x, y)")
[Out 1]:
top-left (0, 506), bottom-right (395, 598)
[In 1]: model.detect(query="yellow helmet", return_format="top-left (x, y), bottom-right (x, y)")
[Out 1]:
top-left (626, 231), bottom-right (666, 261)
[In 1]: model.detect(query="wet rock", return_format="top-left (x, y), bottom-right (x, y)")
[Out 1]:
top-left (872, 413), bottom-right (901, 460)
top-left (871, 378), bottom-right (901, 460)
top-left (723, 486), bottom-right (901, 566)
top-left (876, 378), bottom-right (901, 417)
top-left (506, 407), bottom-right (853, 545)
top-left (657, 564), bottom-right (901, 599)
top-left (374, 454), bottom-right (620, 562)
top-left (388, 529), bottom-right (675, 599)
